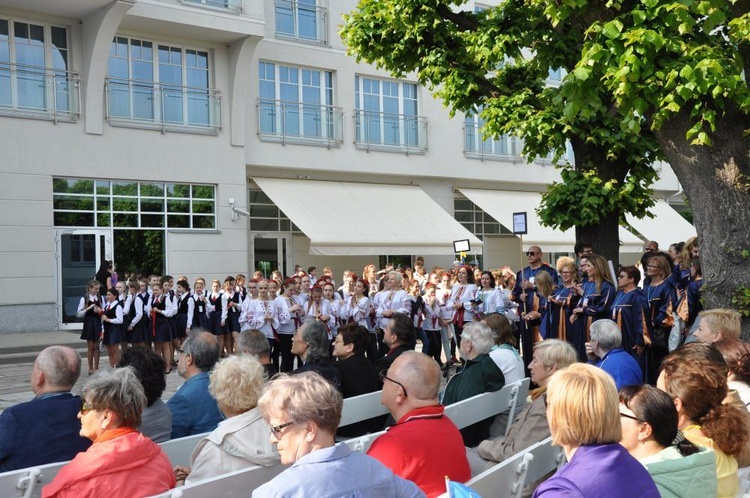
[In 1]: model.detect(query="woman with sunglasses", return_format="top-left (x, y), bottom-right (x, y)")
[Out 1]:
top-left (43, 368), bottom-right (175, 498)
top-left (252, 372), bottom-right (423, 497)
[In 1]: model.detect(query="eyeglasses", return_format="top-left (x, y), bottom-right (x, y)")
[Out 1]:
top-left (618, 275), bottom-right (629, 279)
top-left (80, 400), bottom-right (94, 415)
top-left (270, 421), bottom-right (295, 437)
top-left (619, 412), bottom-right (641, 422)
top-left (176, 348), bottom-right (187, 355)
top-left (379, 371), bottom-right (408, 397)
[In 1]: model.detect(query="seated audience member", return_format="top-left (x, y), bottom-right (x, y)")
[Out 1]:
top-left (333, 322), bottom-right (383, 437)
top-left (174, 355), bottom-right (280, 485)
top-left (468, 339), bottom-right (577, 476)
top-left (252, 372), bottom-right (424, 497)
top-left (658, 343), bottom-right (750, 498)
top-left (586, 319), bottom-right (643, 390)
top-left (442, 321), bottom-right (505, 447)
top-left (0, 346), bottom-right (91, 471)
top-left (237, 329), bottom-right (278, 380)
top-left (693, 309), bottom-right (741, 344)
top-left (619, 384), bottom-right (717, 498)
top-left (483, 313), bottom-right (525, 384)
top-left (375, 312), bottom-right (417, 376)
top-left (292, 321), bottom-right (341, 389)
top-left (533, 364), bottom-right (660, 497)
top-left (117, 347), bottom-right (172, 443)
top-left (42, 368), bottom-right (175, 498)
top-left (168, 330), bottom-right (223, 438)
top-left (368, 352), bottom-right (470, 497)
top-left (714, 339), bottom-right (750, 407)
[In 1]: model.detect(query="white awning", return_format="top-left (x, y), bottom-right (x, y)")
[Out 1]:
top-left (626, 200), bottom-right (695, 250)
top-left (457, 188), bottom-right (644, 254)
top-left (253, 178), bottom-right (483, 256)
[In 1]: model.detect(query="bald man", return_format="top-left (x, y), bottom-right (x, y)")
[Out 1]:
top-left (0, 346), bottom-right (91, 470)
top-left (367, 351), bottom-right (470, 497)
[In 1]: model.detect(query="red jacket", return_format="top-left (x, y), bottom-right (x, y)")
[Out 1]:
top-left (367, 405), bottom-right (470, 497)
top-left (43, 430), bottom-right (175, 498)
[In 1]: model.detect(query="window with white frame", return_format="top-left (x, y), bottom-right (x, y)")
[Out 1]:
top-left (275, 0), bottom-right (328, 44)
top-left (53, 178), bottom-right (216, 230)
top-left (464, 111), bottom-right (517, 159)
top-left (258, 61), bottom-right (341, 145)
top-left (354, 75), bottom-right (426, 152)
top-left (106, 37), bottom-right (220, 133)
top-left (0, 18), bottom-right (78, 119)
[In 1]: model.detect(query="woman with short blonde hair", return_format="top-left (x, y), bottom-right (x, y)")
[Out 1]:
top-left (173, 355), bottom-right (280, 486)
top-left (534, 363), bottom-right (659, 497)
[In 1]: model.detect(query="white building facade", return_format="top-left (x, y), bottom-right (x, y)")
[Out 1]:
top-left (0, 0), bottom-right (690, 332)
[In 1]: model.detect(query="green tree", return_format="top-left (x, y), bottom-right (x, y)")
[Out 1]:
top-left (341, 0), bottom-right (750, 335)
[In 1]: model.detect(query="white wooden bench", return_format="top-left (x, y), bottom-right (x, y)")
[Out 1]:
top-left (338, 390), bottom-right (388, 428)
top-left (437, 436), bottom-right (565, 498)
top-left (147, 463), bottom-right (288, 498)
top-left (159, 432), bottom-right (208, 467)
top-left (0, 461), bottom-right (68, 498)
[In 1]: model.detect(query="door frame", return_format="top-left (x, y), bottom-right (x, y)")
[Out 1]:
top-left (55, 228), bottom-right (113, 330)
top-left (250, 232), bottom-right (293, 279)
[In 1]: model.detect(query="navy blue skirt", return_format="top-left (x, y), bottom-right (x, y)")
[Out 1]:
top-left (80, 316), bottom-right (101, 342)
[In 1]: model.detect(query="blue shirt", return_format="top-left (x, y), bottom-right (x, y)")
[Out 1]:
top-left (167, 371), bottom-right (223, 439)
top-left (252, 444), bottom-right (425, 498)
top-left (596, 348), bottom-right (643, 390)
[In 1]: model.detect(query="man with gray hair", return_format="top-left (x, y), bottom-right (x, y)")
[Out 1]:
top-left (586, 319), bottom-right (643, 390)
top-left (367, 351), bottom-right (470, 496)
top-left (168, 330), bottom-right (223, 438)
top-left (237, 329), bottom-right (278, 380)
top-left (0, 346), bottom-right (91, 470)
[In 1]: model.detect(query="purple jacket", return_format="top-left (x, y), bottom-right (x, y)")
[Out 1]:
top-left (533, 444), bottom-right (659, 498)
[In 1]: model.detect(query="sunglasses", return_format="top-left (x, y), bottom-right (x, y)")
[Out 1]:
top-left (270, 421), bottom-right (295, 437)
top-left (526, 251), bottom-right (539, 256)
top-left (80, 400), bottom-right (94, 415)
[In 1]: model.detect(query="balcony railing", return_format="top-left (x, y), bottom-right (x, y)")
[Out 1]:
top-left (0, 62), bottom-right (80, 122)
top-left (257, 98), bottom-right (343, 147)
top-left (181, 0), bottom-right (243, 12)
top-left (105, 77), bottom-right (221, 134)
top-left (463, 122), bottom-right (521, 162)
top-left (354, 110), bottom-right (428, 154)
top-left (275, 0), bottom-right (328, 44)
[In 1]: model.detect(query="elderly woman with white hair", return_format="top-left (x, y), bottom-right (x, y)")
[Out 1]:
top-left (586, 319), bottom-right (643, 390)
top-left (442, 321), bottom-right (505, 446)
top-left (251, 372), bottom-right (424, 497)
top-left (43, 368), bottom-right (175, 498)
top-left (173, 355), bottom-right (280, 486)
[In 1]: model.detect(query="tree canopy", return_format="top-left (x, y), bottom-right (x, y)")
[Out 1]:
top-left (341, 0), bottom-right (750, 333)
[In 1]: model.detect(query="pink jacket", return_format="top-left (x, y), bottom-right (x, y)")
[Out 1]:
top-left (43, 431), bottom-right (175, 498)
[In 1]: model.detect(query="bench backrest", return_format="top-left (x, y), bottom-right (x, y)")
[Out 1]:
top-left (0, 461), bottom-right (69, 498)
top-left (437, 437), bottom-right (565, 498)
top-left (339, 390), bottom-right (388, 428)
top-left (159, 433), bottom-right (208, 467)
top-left (146, 463), bottom-right (288, 498)
top-left (443, 378), bottom-right (530, 430)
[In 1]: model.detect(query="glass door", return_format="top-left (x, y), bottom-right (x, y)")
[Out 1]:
top-left (56, 229), bottom-right (112, 329)
top-left (252, 234), bottom-right (292, 279)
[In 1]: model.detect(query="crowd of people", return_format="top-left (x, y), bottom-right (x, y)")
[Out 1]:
top-left (2, 238), bottom-right (747, 497)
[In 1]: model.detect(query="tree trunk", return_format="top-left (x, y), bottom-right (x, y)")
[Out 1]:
top-left (655, 104), bottom-right (750, 339)
top-left (576, 207), bottom-right (621, 270)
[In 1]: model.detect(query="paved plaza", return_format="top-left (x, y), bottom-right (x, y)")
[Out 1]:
top-left (0, 330), bottom-right (185, 413)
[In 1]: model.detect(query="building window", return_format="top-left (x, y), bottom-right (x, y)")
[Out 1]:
top-left (53, 178), bottom-right (216, 230)
top-left (464, 112), bottom-right (518, 160)
top-left (105, 37), bottom-right (221, 134)
top-left (454, 197), bottom-right (508, 240)
top-left (464, 110), bottom-right (574, 164)
top-left (257, 61), bottom-right (342, 146)
top-left (275, 0), bottom-right (328, 44)
top-left (354, 75), bottom-right (427, 153)
top-left (249, 187), bottom-right (302, 233)
top-left (0, 18), bottom-right (79, 121)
